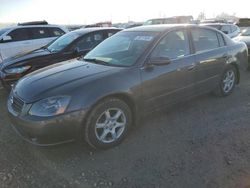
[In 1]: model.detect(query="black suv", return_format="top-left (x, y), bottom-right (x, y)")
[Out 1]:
top-left (0, 27), bottom-right (121, 88)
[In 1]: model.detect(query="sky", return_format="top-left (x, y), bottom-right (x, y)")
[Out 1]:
top-left (0, 0), bottom-right (250, 25)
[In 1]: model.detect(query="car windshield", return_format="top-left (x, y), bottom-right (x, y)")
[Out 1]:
top-left (241, 28), bottom-right (250, 36)
top-left (0, 28), bottom-right (9, 36)
top-left (47, 32), bottom-right (79, 52)
top-left (84, 31), bottom-right (158, 67)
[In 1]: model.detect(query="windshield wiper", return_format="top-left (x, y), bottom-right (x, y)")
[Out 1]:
top-left (83, 58), bottom-right (110, 66)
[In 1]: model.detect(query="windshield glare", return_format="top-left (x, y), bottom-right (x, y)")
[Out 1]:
top-left (47, 32), bottom-right (79, 52)
top-left (84, 31), bottom-right (157, 67)
top-left (241, 28), bottom-right (250, 36)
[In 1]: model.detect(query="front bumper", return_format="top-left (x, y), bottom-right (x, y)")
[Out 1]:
top-left (8, 95), bottom-right (87, 146)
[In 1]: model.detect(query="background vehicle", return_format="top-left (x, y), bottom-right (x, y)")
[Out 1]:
top-left (236, 18), bottom-right (250, 28)
top-left (0, 27), bottom-right (121, 88)
top-left (200, 23), bottom-right (241, 38)
top-left (234, 27), bottom-right (250, 66)
top-left (8, 25), bottom-right (248, 149)
top-left (0, 21), bottom-right (68, 63)
top-left (144, 16), bottom-right (193, 25)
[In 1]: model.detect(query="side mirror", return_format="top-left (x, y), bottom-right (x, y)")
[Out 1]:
top-left (2, 35), bottom-right (12, 42)
top-left (149, 56), bottom-right (172, 66)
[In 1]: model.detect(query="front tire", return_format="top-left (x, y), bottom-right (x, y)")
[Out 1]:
top-left (84, 98), bottom-right (132, 149)
top-left (214, 65), bottom-right (237, 97)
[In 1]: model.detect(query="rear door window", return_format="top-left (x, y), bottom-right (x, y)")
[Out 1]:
top-left (191, 28), bottom-right (220, 53)
top-left (8, 28), bottom-right (30, 42)
top-left (29, 27), bottom-right (50, 39)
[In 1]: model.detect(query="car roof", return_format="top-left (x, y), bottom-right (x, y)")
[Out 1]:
top-left (124, 24), bottom-right (198, 32)
top-left (72, 27), bottom-right (121, 35)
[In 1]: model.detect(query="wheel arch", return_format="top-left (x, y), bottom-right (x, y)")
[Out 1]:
top-left (82, 92), bottom-right (137, 127)
top-left (230, 62), bottom-right (240, 84)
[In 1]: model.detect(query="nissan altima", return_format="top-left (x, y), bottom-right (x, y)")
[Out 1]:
top-left (8, 25), bottom-right (248, 149)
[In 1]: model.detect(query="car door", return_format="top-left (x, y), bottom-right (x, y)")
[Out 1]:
top-left (140, 29), bottom-right (196, 112)
top-left (0, 28), bottom-right (32, 59)
top-left (190, 27), bottom-right (227, 94)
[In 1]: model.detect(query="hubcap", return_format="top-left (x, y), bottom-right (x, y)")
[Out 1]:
top-left (95, 108), bottom-right (126, 143)
top-left (222, 70), bottom-right (235, 93)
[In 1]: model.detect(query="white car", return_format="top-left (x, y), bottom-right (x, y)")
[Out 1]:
top-left (200, 23), bottom-right (241, 38)
top-left (0, 21), bottom-right (68, 63)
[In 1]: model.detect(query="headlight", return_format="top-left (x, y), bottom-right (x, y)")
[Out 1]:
top-left (29, 96), bottom-right (71, 117)
top-left (4, 65), bottom-right (31, 74)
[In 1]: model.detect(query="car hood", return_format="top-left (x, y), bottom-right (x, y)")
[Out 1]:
top-left (2, 48), bottom-right (51, 69)
top-left (14, 59), bottom-right (120, 102)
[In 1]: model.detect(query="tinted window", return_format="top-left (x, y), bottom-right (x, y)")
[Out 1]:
top-left (192, 28), bottom-right (220, 53)
top-left (151, 30), bottom-right (190, 60)
top-left (30, 27), bottom-right (50, 39)
top-left (75, 32), bottom-right (104, 51)
top-left (221, 25), bottom-right (231, 34)
top-left (107, 31), bottom-right (117, 37)
top-left (49, 27), bottom-right (65, 37)
top-left (8, 28), bottom-right (30, 41)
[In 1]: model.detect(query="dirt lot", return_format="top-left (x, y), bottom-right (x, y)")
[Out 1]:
top-left (0, 71), bottom-right (250, 188)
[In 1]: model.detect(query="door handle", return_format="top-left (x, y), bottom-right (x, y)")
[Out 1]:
top-left (187, 63), bottom-right (196, 71)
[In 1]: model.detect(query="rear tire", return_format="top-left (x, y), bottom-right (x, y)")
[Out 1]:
top-left (213, 65), bottom-right (237, 97)
top-left (84, 98), bottom-right (132, 149)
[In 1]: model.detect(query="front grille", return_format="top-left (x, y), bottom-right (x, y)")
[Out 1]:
top-left (12, 95), bottom-right (25, 114)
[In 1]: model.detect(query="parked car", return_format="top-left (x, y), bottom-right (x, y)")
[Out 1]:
top-left (200, 23), bottom-right (241, 38)
top-left (8, 25), bottom-right (248, 149)
top-left (234, 27), bottom-right (250, 66)
top-left (0, 21), bottom-right (68, 63)
top-left (144, 16), bottom-right (193, 25)
top-left (0, 27), bottom-right (121, 88)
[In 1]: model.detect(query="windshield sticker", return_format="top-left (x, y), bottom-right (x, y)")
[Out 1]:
top-left (134, 36), bottom-right (154, 41)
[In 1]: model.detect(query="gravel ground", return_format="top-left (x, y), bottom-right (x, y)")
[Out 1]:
top-left (0, 71), bottom-right (250, 188)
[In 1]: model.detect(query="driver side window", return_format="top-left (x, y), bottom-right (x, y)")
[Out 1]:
top-left (151, 30), bottom-right (190, 60)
